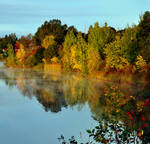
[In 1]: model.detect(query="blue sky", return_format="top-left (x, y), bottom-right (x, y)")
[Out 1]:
top-left (0, 0), bottom-right (149, 36)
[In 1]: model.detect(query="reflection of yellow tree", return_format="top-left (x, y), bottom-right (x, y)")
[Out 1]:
top-left (41, 90), bottom-right (55, 103)
top-left (15, 71), bottom-right (34, 98)
top-left (2, 68), bottom-right (150, 142)
top-left (16, 72), bottom-right (26, 95)
top-left (63, 75), bottom-right (88, 107)
top-left (87, 80), bottom-right (105, 118)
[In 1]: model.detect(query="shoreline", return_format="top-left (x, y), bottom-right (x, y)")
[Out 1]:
top-left (2, 61), bottom-right (148, 90)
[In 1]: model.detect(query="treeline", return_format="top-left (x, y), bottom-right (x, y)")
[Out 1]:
top-left (0, 11), bottom-right (150, 73)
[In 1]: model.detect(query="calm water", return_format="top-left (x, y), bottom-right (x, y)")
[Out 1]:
top-left (0, 63), bottom-right (150, 144)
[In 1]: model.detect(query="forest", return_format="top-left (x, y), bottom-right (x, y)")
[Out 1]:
top-left (0, 11), bottom-right (150, 74)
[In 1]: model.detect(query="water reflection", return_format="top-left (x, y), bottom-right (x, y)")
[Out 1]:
top-left (0, 68), bottom-right (106, 113)
top-left (0, 67), bottom-right (150, 143)
top-left (0, 68), bottom-right (68, 113)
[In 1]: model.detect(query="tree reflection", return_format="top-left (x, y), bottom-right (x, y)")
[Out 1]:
top-left (59, 78), bottom-right (150, 143)
top-left (0, 68), bottom-right (150, 143)
top-left (0, 68), bottom-right (67, 113)
top-left (88, 75), bottom-right (150, 143)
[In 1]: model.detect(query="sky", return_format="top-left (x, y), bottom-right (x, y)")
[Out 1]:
top-left (0, 0), bottom-right (150, 36)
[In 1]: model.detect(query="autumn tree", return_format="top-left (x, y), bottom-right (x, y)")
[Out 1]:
top-left (34, 19), bottom-right (67, 45)
top-left (104, 27), bottom-right (138, 71)
top-left (62, 30), bottom-right (77, 70)
top-left (0, 33), bottom-right (17, 54)
top-left (18, 34), bottom-right (36, 52)
top-left (88, 22), bottom-right (116, 60)
top-left (62, 31), bottom-right (88, 73)
top-left (67, 26), bottom-right (78, 36)
top-left (87, 46), bottom-right (102, 73)
top-left (6, 44), bottom-right (16, 66)
top-left (41, 35), bottom-right (58, 63)
top-left (44, 44), bottom-right (58, 61)
top-left (137, 11), bottom-right (150, 61)
top-left (25, 47), bottom-right (45, 66)
top-left (42, 35), bottom-right (56, 49)
top-left (67, 33), bottom-right (88, 73)
top-left (120, 27), bottom-right (139, 64)
top-left (34, 48), bottom-right (45, 63)
top-left (16, 43), bottom-right (26, 65)
top-left (104, 39), bottom-right (130, 71)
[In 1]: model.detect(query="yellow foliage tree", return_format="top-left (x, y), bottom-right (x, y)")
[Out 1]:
top-left (70, 44), bottom-right (82, 71)
top-left (62, 30), bottom-right (77, 71)
top-left (87, 46), bottom-right (102, 73)
top-left (42, 35), bottom-right (55, 49)
top-left (16, 43), bottom-right (26, 65)
top-left (104, 39), bottom-right (130, 71)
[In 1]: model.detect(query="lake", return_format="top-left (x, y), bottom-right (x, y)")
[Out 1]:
top-left (0, 63), bottom-right (150, 144)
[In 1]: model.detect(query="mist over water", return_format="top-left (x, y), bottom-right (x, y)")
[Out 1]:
top-left (0, 65), bottom-right (150, 143)
top-left (0, 66), bottom-right (99, 144)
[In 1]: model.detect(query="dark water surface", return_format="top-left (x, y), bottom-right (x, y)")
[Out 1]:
top-left (0, 64), bottom-right (150, 144)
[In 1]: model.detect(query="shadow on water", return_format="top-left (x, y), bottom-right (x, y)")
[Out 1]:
top-left (0, 66), bottom-right (150, 143)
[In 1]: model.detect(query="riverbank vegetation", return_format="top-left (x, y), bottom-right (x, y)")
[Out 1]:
top-left (0, 11), bottom-right (150, 74)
